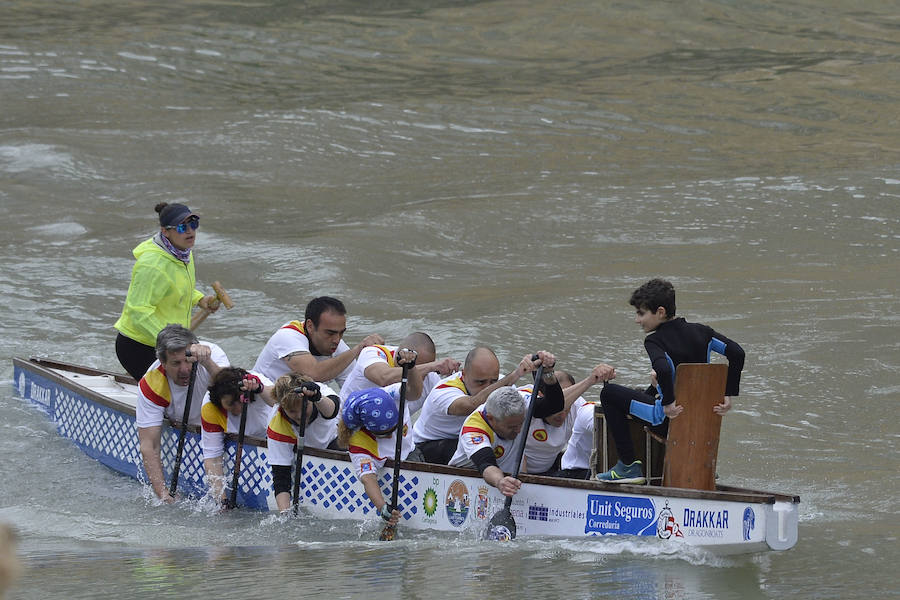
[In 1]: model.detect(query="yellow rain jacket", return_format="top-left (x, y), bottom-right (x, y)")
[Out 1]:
top-left (114, 237), bottom-right (203, 346)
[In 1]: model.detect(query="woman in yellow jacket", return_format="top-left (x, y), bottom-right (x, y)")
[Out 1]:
top-left (114, 202), bottom-right (218, 380)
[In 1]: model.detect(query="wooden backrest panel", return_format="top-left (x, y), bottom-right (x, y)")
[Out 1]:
top-left (662, 363), bottom-right (728, 490)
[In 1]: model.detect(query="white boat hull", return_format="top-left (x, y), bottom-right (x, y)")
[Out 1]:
top-left (13, 357), bottom-right (798, 553)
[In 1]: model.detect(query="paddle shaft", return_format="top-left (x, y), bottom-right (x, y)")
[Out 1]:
top-left (499, 364), bottom-right (543, 512)
top-left (291, 391), bottom-right (310, 515)
top-left (168, 359), bottom-right (199, 497)
top-left (228, 394), bottom-right (250, 508)
top-left (380, 363), bottom-right (410, 540)
top-left (388, 364), bottom-right (411, 509)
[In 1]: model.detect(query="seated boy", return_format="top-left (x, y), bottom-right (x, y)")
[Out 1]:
top-left (596, 278), bottom-right (745, 484)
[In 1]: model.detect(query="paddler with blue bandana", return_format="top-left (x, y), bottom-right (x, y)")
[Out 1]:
top-left (339, 349), bottom-right (422, 526)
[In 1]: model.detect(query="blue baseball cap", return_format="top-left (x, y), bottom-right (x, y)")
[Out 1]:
top-left (158, 203), bottom-right (198, 227)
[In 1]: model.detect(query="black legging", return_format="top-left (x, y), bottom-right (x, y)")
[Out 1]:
top-left (116, 333), bottom-right (157, 381)
top-left (599, 383), bottom-right (669, 464)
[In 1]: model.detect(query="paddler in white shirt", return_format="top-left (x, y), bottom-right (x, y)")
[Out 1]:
top-left (200, 367), bottom-right (276, 504)
top-left (266, 373), bottom-right (341, 511)
top-left (252, 295), bottom-right (383, 388)
top-left (338, 331), bottom-right (459, 413)
top-left (521, 364), bottom-right (615, 476)
top-left (339, 349), bottom-right (422, 526)
top-left (448, 352), bottom-right (563, 497)
top-left (135, 324), bottom-right (229, 503)
top-left (410, 346), bottom-right (536, 465)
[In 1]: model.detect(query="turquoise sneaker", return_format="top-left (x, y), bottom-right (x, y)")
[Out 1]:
top-left (595, 460), bottom-right (646, 484)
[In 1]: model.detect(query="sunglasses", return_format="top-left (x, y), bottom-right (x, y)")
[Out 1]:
top-left (165, 216), bottom-right (199, 234)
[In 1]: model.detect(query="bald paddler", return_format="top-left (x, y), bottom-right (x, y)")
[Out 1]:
top-left (410, 346), bottom-right (536, 464)
top-left (135, 324), bottom-right (229, 503)
top-left (252, 296), bottom-right (383, 389)
top-left (338, 331), bottom-right (459, 412)
top-left (449, 352), bottom-right (563, 496)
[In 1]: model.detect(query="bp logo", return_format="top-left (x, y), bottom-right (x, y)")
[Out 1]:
top-left (423, 487), bottom-right (438, 517)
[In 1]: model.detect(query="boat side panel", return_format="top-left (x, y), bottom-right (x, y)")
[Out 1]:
top-left (14, 360), bottom-right (276, 511)
top-left (297, 455), bottom-right (782, 550)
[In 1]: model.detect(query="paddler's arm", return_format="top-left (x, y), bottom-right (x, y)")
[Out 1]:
top-left (202, 456), bottom-right (226, 503)
top-left (562, 363), bottom-right (616, 410)
top-left (360, 472), bottom-right (399, 526)
top-left (137, 425), bottom-right (174, 503)
top-left (272, 465), bottom-right (293, 511)
top-left (284, 333), bottom-right (384, 382)
top-left (187, 342), bottom-right (223, 381)
top-left (483, 466), bottom-right (522, 497)
top-left (447, 355), bottom-right (533, 416)
top-left (395, 348), bottom-right (424, 401)
top-left (533, 377), bottom-right (564, 419)
top-left (365, 356), bottom-right (461, 388)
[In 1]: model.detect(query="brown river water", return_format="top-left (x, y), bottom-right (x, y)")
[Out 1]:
top-left (1, 1), bottom-right (898, 598)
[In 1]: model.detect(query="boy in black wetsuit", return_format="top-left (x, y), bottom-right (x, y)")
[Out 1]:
top-left (596, 278), bottom-right (745, 484)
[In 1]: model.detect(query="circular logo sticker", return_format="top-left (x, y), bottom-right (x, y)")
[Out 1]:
top-left (445, 479), bottom-right (470, 527)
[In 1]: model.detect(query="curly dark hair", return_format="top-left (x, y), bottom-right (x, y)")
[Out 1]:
top-left (207, 366), bottom-right (249, 408)
top-left (629, 278), bottom-right (676, 318)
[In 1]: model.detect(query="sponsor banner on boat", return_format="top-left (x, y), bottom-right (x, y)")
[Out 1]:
top-left (585, 494), bottom-right (657, 536)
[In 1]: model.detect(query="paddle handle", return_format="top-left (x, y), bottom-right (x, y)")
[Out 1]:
top-left (190, 281), bottom-right (234, 330)
top-left (228, 397), bottom-right (249, 508)
top-left (168, 360), bottom-right (199, 497)
top-left (291, 391), bottom-right (310, 515)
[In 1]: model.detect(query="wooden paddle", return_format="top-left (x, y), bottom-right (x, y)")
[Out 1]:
top-left (485, 362), bottom-right (544, 541)
top-left (168, 354), bottom-right (199, 497)
top-left (291, 384), bottom-right (311, 516)
top-left (226, 390), bottom-right (251, 509)
top-left (190, 281), bottom-right (234, 330)
top-left (379, 362), bottom-right (411, 541)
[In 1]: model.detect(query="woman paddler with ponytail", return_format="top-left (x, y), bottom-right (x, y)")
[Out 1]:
top-left (114, 202), bottom-right (219, 381)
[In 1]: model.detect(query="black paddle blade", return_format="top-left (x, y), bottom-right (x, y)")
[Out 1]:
top-left (484, 508), bottom-right (517, 541)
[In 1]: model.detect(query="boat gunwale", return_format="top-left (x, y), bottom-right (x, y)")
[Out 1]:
top-left (15, 356), bottom-right (800, 507)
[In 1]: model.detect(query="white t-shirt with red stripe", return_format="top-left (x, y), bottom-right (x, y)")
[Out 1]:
top-left (135, 342), bottom-right (229, 429)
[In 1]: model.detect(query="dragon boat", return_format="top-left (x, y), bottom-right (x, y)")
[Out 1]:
top-left (12, 356), bottom-right (799, 554)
